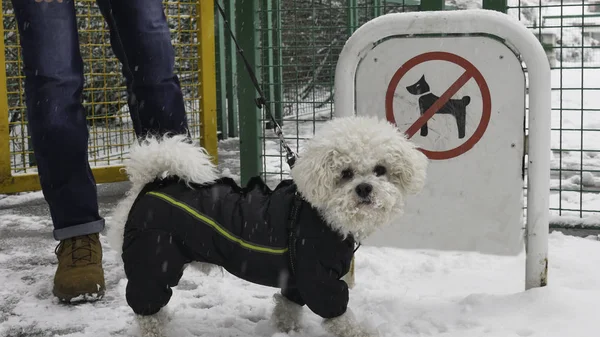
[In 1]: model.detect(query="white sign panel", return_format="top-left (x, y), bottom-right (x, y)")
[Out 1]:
top-left (354, 36), bottom-right (526, 255)
top-left (335, 10), bottom-right (551, 289)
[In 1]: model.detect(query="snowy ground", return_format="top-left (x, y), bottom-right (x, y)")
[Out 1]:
top-left (1, 202), bottom-right (599, 337)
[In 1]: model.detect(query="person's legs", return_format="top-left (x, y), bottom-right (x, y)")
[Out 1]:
top-left (94, 0), bottom-right (141, 135)
top-left (95, 0), bottom-right (188, 137)
top-left (10, 0), bottom-right (105, 302)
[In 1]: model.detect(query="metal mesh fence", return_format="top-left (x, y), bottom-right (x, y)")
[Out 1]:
top-left (507, 0), bottom-right (600, 221)
top-left (257, 0), bottom-right (420, 187)
top-left (3, 0), bottom-right (204, 176)
top-left (254, 0), bottom-right (600, 222)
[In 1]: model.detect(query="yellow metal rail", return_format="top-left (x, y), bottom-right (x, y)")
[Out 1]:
top-left (0, 0), bottom-right (217, 194)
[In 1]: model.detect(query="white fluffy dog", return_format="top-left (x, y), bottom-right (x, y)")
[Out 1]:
top-left (108, 116), bottom-right (428, 337)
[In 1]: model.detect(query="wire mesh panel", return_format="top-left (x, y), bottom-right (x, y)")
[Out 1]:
top-left (507, 0), bottom-right (600, 222)
top-left (1, 0), bottom-right (214, 193)
top-left (257, 0), bottom-right (420, 187)
top-left (253, 0), bottom-right (600, 222)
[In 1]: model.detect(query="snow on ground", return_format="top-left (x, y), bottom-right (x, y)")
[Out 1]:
top-left (0, 191), bottom-right (44, 209)
top-left (1, 209), bottom-right (599, 337)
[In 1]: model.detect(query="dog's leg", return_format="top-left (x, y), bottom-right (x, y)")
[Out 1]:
top-left (270, 293), bottom-right (303, 333)
top-left (135, 308), bottom-right (171, 337)
top-left (322, 308), bottom-right (379, 337)
top-left (122, 231), bottom-right (188, 324)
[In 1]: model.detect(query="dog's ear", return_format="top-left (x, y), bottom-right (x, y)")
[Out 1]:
top-left (401, 147), bottom-right (428, 195)
top-left (290, 147), bottom-right (338, 205)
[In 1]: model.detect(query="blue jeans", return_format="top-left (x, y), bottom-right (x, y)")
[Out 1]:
top-left (11, 0), bottom-right (189, 240)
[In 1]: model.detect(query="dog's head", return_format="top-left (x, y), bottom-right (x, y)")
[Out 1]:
top-left (405, 75), bottom-right (430, 95)
top-left (290, 116), bottom-right (428, 241)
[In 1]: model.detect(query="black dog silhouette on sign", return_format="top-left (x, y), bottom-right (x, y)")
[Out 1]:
top-left (406, 75), bottom-right (471, 139)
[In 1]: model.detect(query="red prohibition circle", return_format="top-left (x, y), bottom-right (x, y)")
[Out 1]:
top-left (385, 51), bottom-right (491, 160)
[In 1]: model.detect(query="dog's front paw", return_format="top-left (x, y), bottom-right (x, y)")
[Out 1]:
top-left (270, 293), bottom-right (303, 332)
top-left (322, 309), bottom-right (379, 337)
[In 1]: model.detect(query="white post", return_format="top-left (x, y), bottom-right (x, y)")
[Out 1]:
top-left (333, 9), bottom-right (551, 289)
top-left (524, 37), bottom-right (551, 290)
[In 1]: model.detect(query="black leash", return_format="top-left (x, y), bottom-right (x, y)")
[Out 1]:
top-left (215, 2), bottom-right (298, 168)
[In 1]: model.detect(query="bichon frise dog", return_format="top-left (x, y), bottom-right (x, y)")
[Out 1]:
top-left (108, 116), bottom-right (428, 337)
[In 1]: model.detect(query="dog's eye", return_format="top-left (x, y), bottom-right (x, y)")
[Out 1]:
top-left (341, 169), bottom-right (354, 180)
top-left (374, 165), bottom-right (387, 177)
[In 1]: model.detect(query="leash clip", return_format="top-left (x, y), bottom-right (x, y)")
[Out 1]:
top-left (255, 97), bottom-right (266, 108)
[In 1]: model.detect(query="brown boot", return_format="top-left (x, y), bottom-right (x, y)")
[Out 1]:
top-left (53, 233), bottom-right (106, 303)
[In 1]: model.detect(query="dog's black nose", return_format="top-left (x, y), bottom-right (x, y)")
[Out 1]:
top-left (355, 183), bottom-right (373, 198)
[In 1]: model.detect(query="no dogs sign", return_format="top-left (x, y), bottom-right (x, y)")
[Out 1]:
top-left (334, 12), bottom-right (533, 258)
top-left (334, 10), bottom-right (552, 290)
top-left (385, 52), bottom-right (492, 160)
top-left (353, 37), bottom-right (525, 167)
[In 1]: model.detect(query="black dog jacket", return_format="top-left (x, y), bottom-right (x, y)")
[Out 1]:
top-left (122, 176), bottom-right (356, 319)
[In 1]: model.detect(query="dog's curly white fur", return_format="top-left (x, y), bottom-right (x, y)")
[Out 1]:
top-left (291, 116), bottom-right (428, 241)
top-left (108, 116), bottom-right (428, 337)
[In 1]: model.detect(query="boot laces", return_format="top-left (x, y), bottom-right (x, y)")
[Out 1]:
top-left (55, 234), bottom-right (96, 264)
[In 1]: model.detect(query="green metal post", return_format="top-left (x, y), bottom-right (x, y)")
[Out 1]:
top-left (373, 0), bottom-right (382, 17)
top-left (273, 0), bottom-right (283, 125)
top-left (482, 0), bottom-right (507, 13)
top-left (215, 0), bottom-right (228, 140)
top-left (347, 0), bottom-right (358, 35)
top-left (236, 0), bottom-right (262, 185)
top-left (420, 0), bottom-right (444, 11)
top-left (225, 0), bottom-right (239, 138)
top-left (262, 0), bottom-right (277, 128)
